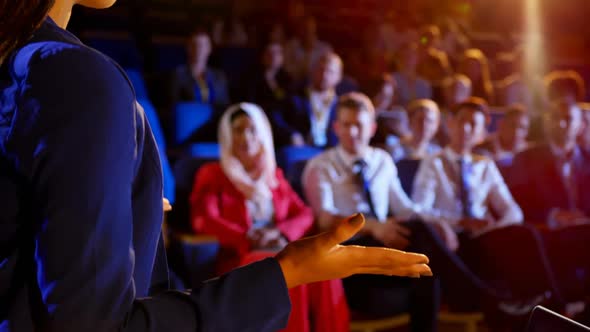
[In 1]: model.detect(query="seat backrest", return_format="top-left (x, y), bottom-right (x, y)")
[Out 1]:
top-left (151, 36), bottom-right (187, 71)
top-left (168, 156), bottom-right (218, 232)
top-left (286, 159), bottom-right (311, 201)
top-left (527, 306), bottom-right (590, 332)
top-left (173, 102), bottom-right (214, 145)
top-left (396, 159), bottom-right (422, 196)
top-left (138, 98), bottom-right (176, 203)
top-left (186, 142), bottom-right (221, 160)
top-left (125, 68), bottom-right (149, 100)
top-left (276, 146), bottom-right (323, 172)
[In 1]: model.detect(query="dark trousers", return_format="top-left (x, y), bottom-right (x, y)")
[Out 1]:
top-left (540, 223), bottom-right (590, 303)
top-left (343, 220), bottom-right (563, 328)
top-left (343, 231), bottom-right (440, 332)
top-left (458, 224), bottom-right (564, 305)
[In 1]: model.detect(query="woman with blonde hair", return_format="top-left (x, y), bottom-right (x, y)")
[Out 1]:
top-left (458, 48), bottom-right (495, 104)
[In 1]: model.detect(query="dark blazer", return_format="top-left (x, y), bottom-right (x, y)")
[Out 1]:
top-left (0, 18), bottom-right (290, 332)
top-left (167, 65), bottom-right (230, 109)
top-left (244, 67), bottom-right (293, 109)
top-left (272, 89), bottom-right (339, 148)
top-left (507, 144), bottom-right (590, 224)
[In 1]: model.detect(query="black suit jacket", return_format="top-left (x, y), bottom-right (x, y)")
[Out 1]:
top-left (166, 65), bottom-right (229, 109)
top-left (507, 144), bottom-right (590, 224)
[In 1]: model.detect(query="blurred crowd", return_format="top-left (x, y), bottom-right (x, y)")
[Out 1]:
top-left (89, 2), bottom-right (590, 331)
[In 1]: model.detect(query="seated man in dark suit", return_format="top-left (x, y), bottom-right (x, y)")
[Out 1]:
top-left (164, 27), bottom-right (230, 142)
top-left (509, 100), bottom-right (590, 225)
top-left (273, 52), bottom-right (343, 148)
top-left (169, 27), bottom-right (230, 109)
top-left (508, 99), bottom-right (590, 311)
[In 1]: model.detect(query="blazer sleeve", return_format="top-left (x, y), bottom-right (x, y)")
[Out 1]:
top-left (274, 169), bottom-right (314, 241)
top-left (271, 96), bottom-right (301, 137)
top-left (125, 257), bottom-right (291, 332)
top-left (189, 164), bottom-right (251, 254)
top-left (8, 45), bottom-right (290, 332)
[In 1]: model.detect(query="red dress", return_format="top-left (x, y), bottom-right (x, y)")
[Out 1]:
top-left (190, 163), bottom-right (350, 332)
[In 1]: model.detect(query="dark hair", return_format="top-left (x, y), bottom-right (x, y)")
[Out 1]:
top-left (407, 99), bottom-right (440, 118)
top-left (230, 109), bottom-right (250, 124)
top-left (544, 70), bottom-right (585, 102)
top-left (505, 104), bottom-right (528, 119)
top-left (0, 0), bottom-right (54, 63)
top-left (450, 96), bottom-right (489, 117)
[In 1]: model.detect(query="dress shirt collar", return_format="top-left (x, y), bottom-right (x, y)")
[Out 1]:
top-left (443, 146), bottom-right (473, 163)
top-left (548, 141), bottom-right (580, 162)
top-left (336, 146), bottom-right (374, 169)
top-left (309, 88), bottom-right (335, 103)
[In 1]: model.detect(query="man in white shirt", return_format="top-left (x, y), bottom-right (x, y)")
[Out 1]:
top-left (302, 93), bottom-right (543, 329)
top-left (413, 98), bottom-right (524, 245)
top-left (303, 92), bottom-right (438, 331)
top-left (412, 97), bottom-right (563, 311)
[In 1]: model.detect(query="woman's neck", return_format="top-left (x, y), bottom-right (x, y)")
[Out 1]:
top-left (48, 0), bottom-right (74, 28)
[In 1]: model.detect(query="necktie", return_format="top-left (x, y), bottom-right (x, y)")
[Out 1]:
top-left (458, 158), bottom-right (475, 218)
top-left (353, 159), bottom-right (377, 218)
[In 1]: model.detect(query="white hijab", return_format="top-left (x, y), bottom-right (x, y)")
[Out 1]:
top-left (218, 103), bottom-right (278, 216)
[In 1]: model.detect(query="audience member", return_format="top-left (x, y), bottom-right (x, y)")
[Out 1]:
top-left (371, 73), bottom-right (397, 113)
top-left (284, 16), bottom-right (333, 82)
top-left (212, 16), bottom-right (249, 47)
top-left (302, 93), bottom-right (439, 332)
top-left (167, 27), bottom-right (230, 109)
top-left (508, 99), bottom-right (590, 311)
top-left (457, 48), bottom-right (495, 104)
top-left (244, 41), bottom-right (293, 116)
top-left (527, 70), bottom-right (587, 142)
top-left (416, 25), bottom-right (453, 86)
top-left (543, 70), bottom-right (586, 104)
top-left (393, 42), bottom-right (433, 106)
top-left (412, 97), bottom-right (563, 317)
top-left (578, 102), bottom-right (590, 159)
top-left (190, 103), bottom-right (349, 332)
top-left (475, 104), bottom-right (530, 164)
top-left (384, 99), bottom-right (441, 162)
top-left (441, 74), bottom-right (472, 111)
top-left (495, 48), bottom-right (536, 110)
top-left (509, 99), bottom-right (590, 226)
top-left (435, 74), bottom-right (473, 146)
top-left (413, 98), bottom-right (523, 242)
top-left (437, 17), bottom-right (470, 64)
top-left (302, 93), bottom-right (544, 329)
top-left (273, 52), bottom-right (343, 147)
top-left (371, 107), bottom-right (411, 148)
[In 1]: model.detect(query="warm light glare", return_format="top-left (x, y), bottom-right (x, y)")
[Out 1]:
top-left (523, 0), bottom-right (545, 77)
